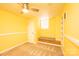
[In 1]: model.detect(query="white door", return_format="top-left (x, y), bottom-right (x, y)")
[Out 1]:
top-left (28, 22), bottom-right (36, 43)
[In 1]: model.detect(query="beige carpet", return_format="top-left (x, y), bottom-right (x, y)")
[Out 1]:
top-left (0, 42), bottom-right (63, 56)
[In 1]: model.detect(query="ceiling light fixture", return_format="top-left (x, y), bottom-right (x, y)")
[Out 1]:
top-left (22, 3), bottom-right (29, 14)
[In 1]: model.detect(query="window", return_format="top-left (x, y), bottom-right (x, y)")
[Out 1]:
top-left (40, 14), bottom-right (49, 29)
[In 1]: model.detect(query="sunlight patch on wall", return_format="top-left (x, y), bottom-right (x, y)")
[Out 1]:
top-left (40, 14), bottom-right (49, 29)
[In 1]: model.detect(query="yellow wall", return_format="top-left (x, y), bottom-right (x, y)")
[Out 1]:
top-left (50, 16), bottom-right (62, 41)
top-left (38, 9), bottom-right (65, 41)
top-left (0, 10), bottom-right (30, 52)
top-left (64, 4), bottom-right (79, 56)
top-left (39, 16), bottom-right (63, 41)
top-left (0, 4), bottom-right (66, 53)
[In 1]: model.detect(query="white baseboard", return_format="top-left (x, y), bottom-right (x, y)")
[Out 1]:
top-left (0, 32), bottom-right (27, 54)
top-left (38, 41), bottom-right (62, 47)
top-left (0, 41), bottom-right (27, 54)
top-left (64, 34), bottom-right (79, 46)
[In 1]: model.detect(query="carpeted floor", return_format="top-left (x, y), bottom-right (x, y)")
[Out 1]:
top-left (0, 42), bottom-right (63, 56)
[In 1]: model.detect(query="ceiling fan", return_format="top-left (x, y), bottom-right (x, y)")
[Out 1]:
top-left (21, 3), bottom-right (39, 13)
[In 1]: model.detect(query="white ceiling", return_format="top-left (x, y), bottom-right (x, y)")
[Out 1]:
top-left (0, 3), bottom-right (65, 18)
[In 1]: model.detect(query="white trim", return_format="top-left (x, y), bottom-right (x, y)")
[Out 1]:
top-left (0, 41), bottom-right (27, 54)
top-left (64, 34), bottom-right (79, 46)
top-left (39, 41), bottom-right (62, 47)
top-left (0, 32), bottom-right (27, 54)
top-left (60, 14), bottom-right (65, 56)
top-left (0, 32), bottom-right (26, 36)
